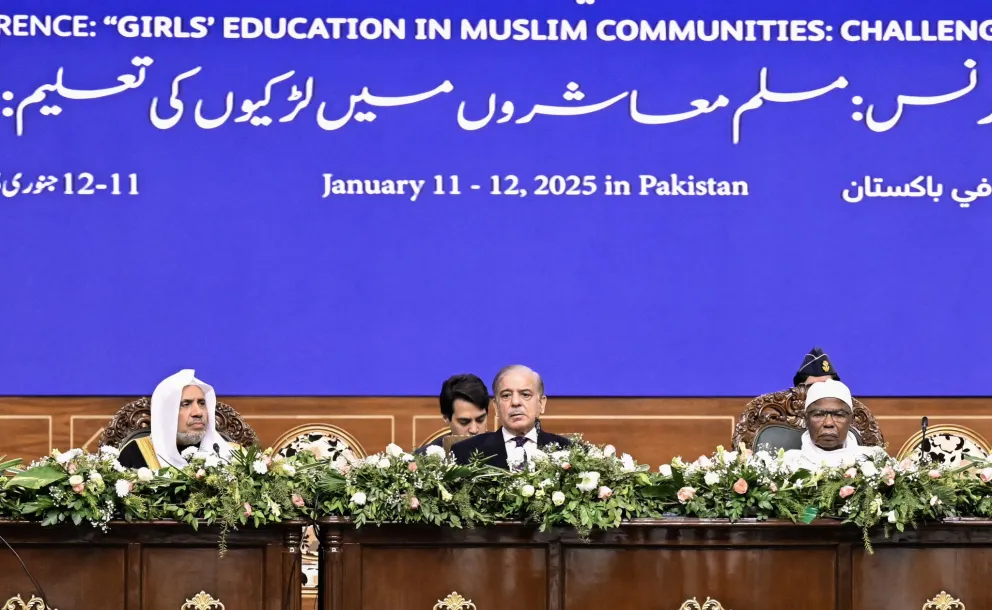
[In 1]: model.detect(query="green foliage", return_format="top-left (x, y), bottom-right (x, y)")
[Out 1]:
top-left (1, 440), bottom-right (992, 556)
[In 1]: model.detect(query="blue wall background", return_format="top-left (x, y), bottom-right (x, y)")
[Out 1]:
top-left (1, 0), bottom-right (990, 396)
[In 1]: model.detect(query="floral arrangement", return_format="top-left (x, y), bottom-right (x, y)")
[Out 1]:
top-left (314, 443), bottom-right (499, 528)
top-left (493, 440), bottom-right (650, 536)
top-left (3, 438), bottom-right (992, 554)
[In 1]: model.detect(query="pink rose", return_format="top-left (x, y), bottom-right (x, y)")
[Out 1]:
top-left (66, 463), bottom-right (78, 474)
top-left (769, 482), bottom-right (778, 492)
top-left (262, 455), bottom-right (273, 467)
top-left (408, 496), bottom-right (420, 510)
top-left (195, 469), bottom-right (206, 479)
top-left (72, 483), bottom-right (85, 494)
top-left (733, 478), bottom-right (748, 495)
top-left (339, 463), bottom-right (351, 475)
top-left (597, 486), bottom-right (613, 500)
top-left (839, 485), bottom-right (855, 499)
top-left (243, 502), bottom-right (253, 517)
top-left (899, 458), bottom-right (915, 471)
top-left (881, 466), bottom-right (896, 486)
top-left (979, 468), bottom-right (992, 483)
top-left (676, 487), bottom-right (696, 504)
top-left (561, 463), bottom-right (571, 470)
top-left (292, 494), bottom-right (305, 507)
top-left (844, 468), bottom-right (857, 479)
top-left (408, 462), bottom-right (418, 472)
top-left (929, 469), bottom-right (941, 479)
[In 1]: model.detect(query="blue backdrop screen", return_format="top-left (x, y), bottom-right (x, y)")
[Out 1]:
top-left (1, 0), bottom-right (990, 396)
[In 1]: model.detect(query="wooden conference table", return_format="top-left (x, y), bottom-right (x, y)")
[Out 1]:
top-left (2, 518), bottom-right (990, 609)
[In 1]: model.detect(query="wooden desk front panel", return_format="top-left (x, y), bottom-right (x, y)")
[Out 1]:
top-left (0, 521), bottom-right (301, 610)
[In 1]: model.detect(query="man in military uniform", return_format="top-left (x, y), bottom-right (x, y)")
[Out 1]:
top-left (118, 369), bottom-right (234, 470)
top-left (793, 347), bottom-right (841, 387)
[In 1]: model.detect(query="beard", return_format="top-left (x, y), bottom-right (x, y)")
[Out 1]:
top-left (176, 430), bottom-right (206, 446)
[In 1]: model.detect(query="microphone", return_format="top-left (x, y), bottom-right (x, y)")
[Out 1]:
top-left (920, 416), bottom-right (930, 462)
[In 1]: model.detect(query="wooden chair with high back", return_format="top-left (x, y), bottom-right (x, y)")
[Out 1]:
top-left (97, 396), bottom-right (259, 449)
top-left (732, 384), bottom-right (884, 452)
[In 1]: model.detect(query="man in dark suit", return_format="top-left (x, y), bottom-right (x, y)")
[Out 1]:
top-left (451, 365), bottom-right (571, 469)
top-left (415, 374), bottom-right (490, 455)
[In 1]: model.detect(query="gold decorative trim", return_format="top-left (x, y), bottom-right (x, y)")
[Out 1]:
top-left (896, 424), bottom-right (992, 461)
top-left (181, 592), bottom-right (225, 610)
top-left (135, 437), bottom-right (162, 470)
top-left (2, 596), bottom-right (56, 610)
top-left (923, 591), bottom-right (965, 610)
top-left (679, 599), bottom-right (728, 610)
top-left (434, 592), bottom-right (476, 610)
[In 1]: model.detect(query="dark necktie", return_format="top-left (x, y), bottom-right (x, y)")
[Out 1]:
top-left (511, 436), bottom-right (529, 470)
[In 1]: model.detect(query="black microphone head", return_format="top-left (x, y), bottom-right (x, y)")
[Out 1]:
top-left (213, 443), bottom-right (221, 454)
top-left (922, 416), bottom-right (929, 428)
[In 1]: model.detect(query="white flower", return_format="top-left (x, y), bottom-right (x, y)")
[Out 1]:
top-left (550, 450), bottom-right (570, 463)
top-left (539, 479), bottom-right (553, 488)
top-left (658, 464), bottom-right (673, 478)
top-left (88, 471), bottom-right (103, 484)
top-left (695, 455), bottom-right (713, 469)
top-left (520, 484), bottom-right (535, 497)
top-left (886, 511), bottom-right (897, 523)
top-left (114, 479), bottom-right (132, 498)
top-left (99, 445), bottom-right (121, 459)
top-left (425, 445), bottom-right (445, 458)
top-left (576, 471), bottom-right (601, 492)
top-left (506, 446), bottom-right (525, 469)
top-left (842, 456), bottom-right (857, 468)
top-left (332, 456), bottom-right (351, 471)
top-left (68, 475), bottom-right (83, 486)
top-left (136, 468), bottom-right (154, 482)
top-left (377, 457), bottom-right (391, 469)
top-left (111, 460), bottom-right (126, 473)
top-left (620, 453), bottom-right (636, 472)
top-left (440, 487), bottom-right (453, 502)
top-left (930, 495), bottom-right (942, 507)
top-left (586, 446), bottom-right (604, 459)
top-left (351, 491), bottom-right (367, 505)
top-left (203, 455), bottom-right (221, 468)
top-left (603, 445), bottom-right (616, 457)
top-left (551, 491), bottom-right (566, 506)
top-left (723, 451), bottom-right (738, 464)
top-left (527, 447), bottom-right (548, 462)
top-left (860, 462), bottom-right (879, 478)
top-left (281, 464), bottom-right (297, 477)
top-left (385, 443), bottom-right (403, 458)
top-left (56, 451), bottom-right (73, 465)
top-left (401, 453), bottom-right (415, 462)
top-left (181, 446), bottom-right (198, 458)
top-left (252, 460), bottom-right (268, 475)
top-left (704, 472), bottom-right (720, 486)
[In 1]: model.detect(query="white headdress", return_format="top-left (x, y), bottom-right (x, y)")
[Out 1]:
top-left (804, 379), bottom-right (854, 412)
top-left (150, 369), bottom-right (232, 469)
